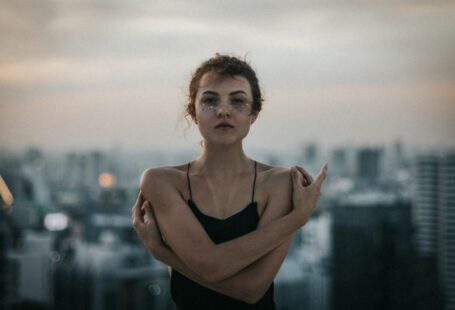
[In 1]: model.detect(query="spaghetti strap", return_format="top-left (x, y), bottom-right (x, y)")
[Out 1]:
top-left (187, 162), bottom-right (193, 200)
top-left (251, 160), bottom-right (257, 203)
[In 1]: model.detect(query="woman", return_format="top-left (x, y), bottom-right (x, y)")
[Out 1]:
top-left (132, 54), bottom-right (328, 309)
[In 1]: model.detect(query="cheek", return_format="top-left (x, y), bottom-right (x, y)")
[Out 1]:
top-left (195, 113), bottom-right (212, 135)
top-left (196, 111), bottom-right (211, 126)
top-left (239, 123), bottom-right (251, 138)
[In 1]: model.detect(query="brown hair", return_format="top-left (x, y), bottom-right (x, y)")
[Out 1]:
top-left (185, 53), bottom-right (264, 122)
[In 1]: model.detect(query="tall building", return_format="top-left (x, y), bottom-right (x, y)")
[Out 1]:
top-left (64, 151), bottom-right (110, 197)
top-left (300, 142), bottom-right (319, 173)
top-left (356, 148), bottom-right (383, 184)
top-left (438, 153), bottom-right (455, 310)
top-left (298, 211), bottom-right (332, 310)
top-left (411, 152), bottom-right (455, 309)
top-left (331, 147), bottom-right (348, 177)
top-left (413, 155), bottom-right (439, 257)
top-left (393, 140), bottom-right (406, 168)
top-left (65, 152), bottom-right (80, 189)
top-left (304, 143), bottom-right (318, 164)
top-left (52, 242), bottom-right (173, 310)
top-left (0, 209), bottom-right (19, 310)
top-left (329, 199), bottom-right (414, 310)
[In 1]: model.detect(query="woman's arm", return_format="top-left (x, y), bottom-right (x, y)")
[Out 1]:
top-left (155, 240), bottom-right (292, 304)
top-left (136, 164), bottom-right (327, 283)
top-left (138, 169), bottom-right (294, 303)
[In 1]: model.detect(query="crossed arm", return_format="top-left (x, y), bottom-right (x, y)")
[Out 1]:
top-left (133, 164), bottom-right (327, 303)
top-left (140, 168), bottom-right (294, 303)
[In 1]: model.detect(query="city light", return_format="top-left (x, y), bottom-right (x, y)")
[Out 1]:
top-left (44, 213), bottom-right (69, 231)
top-left (98, 172), bottom-right (115, 188)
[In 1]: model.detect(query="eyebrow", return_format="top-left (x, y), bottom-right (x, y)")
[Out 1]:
top-left (201, 90), bottom-right (247, 96)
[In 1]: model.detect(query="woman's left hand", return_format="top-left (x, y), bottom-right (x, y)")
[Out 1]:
top-left (291, 163), bottom-right (328, 224)
top-left (132, 191), bottom-right (166, 253)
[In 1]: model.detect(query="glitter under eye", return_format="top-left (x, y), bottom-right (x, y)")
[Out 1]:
top-left (199, 96), bottom-right (252, 114)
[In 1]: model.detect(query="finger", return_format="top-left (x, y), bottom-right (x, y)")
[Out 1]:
top-left (313, 162), bottom-right (329, 189)
top-left (131, 192), bottom-right (144, 222)
top-left (144, 201), bottom-right (155, 223)
top-left (291, 166), bottom-right (304, 192)
top-left (132, 199), bottom-right (145, 227)
top-left (132, 191), bottom-right (145, 212)
top-left (295, 170), bottom-right (308, 187)
top-left (295, 166), bottom-right (314, 184)
top-left (145, 202), bottom-right (164, 234)
top-left (296, 169), bottom-right (308, 186)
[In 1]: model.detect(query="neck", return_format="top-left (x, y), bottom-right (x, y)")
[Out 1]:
top-left (192, 140), bottom-right (252, 177)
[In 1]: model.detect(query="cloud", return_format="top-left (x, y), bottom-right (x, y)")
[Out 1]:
top-left (1, 0), bottom-right (454, 150)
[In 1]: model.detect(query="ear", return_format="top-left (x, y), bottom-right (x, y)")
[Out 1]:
top-left (250, 113), bottom-right (258, 125)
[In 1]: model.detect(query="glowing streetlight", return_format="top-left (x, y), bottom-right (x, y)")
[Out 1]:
top-left (98, 172), bottom-right (115, 188)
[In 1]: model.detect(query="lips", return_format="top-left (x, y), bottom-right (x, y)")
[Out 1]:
top-left (215, 123), bottom-right (234, 129)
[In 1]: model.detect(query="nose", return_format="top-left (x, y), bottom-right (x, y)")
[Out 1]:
top-left (216, 100), bottom-right (232, 118)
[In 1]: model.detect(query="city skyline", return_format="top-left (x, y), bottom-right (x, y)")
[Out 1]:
top-left (1, 1), bottom-right (455, 152)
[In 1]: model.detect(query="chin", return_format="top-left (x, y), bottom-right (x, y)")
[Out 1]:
top-left (204, 133), bottom-right (245, 145)
top-left (200, 128), bottom-right (250, 145)
top-left (210, 137), bottom-right (240, 145)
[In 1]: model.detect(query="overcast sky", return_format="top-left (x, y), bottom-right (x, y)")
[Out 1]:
top-left (1, 0), bottom-right (454, 154)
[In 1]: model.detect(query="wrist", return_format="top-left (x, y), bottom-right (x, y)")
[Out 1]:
top-left (146, 240), bottom-right (162, 255)
top-left (290, 208), bottom-right (308, 225)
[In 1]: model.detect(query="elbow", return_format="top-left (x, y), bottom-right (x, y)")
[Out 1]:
top-left (243, 281), bottom-right (270, 304)
top-left (234, 273), bottom-right (271, 304)
top-left (196, 249), bottom-right (232, 283)
top-left (188, 257), bottom-right (223, 283)
top-left (199, 261), bottom-right (225, 283)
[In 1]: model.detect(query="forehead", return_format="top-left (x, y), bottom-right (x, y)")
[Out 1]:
top-left (197, 72), bottom-right (252, 96)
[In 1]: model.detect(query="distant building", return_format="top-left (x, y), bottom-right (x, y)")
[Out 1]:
top-left (330, 147), bottom-right (350, 177)
top-left (411, 152), bottom-right (455, 309)
top-left (0, 208), bottom-right (22, 310)
top-left (304, 143), bottom-right (318, 163)
top-left (393, 140), bottom-right (406, 168)
top-left (413, 155), bottom-right (439, 257)
top-left (300, 142), bottom-right (319, 172)
top-left (52, 241), bottom-right (172, 310)
top-left (438, 153), bottom-right (455, 310)
top-left (297, 211), bottom-right (332, 310)
top-left (356, 148), bottom-right (383, 184)
top-left (329, 199), bottom-right (414, 310)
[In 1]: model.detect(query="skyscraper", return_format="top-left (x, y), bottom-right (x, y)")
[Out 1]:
top-left (329, 199), bottom-right (414, 310)
top-left (412, 152), bottom-right (455, 309)
top-left (356, 148), bottom-right (383, 184)
top-left (438, 153), bottom-right (455, 310)
top-left (413, 155), bottom-right (439, 257)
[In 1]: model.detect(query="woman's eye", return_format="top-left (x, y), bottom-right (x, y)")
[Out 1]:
top-left (231, 98), bottom-right (246, 107)
top-left (202, 97), bottom-right (217, 105)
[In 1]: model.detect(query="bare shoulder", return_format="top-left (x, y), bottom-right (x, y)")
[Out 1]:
top-left (255, 162), bottom-right (293, 218)
top-left (256, 162), bottom-right (292, 193)
top-left (140, 163), bottom-right (188, 195)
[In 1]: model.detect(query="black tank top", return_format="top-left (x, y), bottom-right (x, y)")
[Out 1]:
top-left (170, 160), bottom-right (276, 310)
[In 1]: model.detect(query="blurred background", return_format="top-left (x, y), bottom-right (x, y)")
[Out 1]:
top-left (1, 0), bottom-right (454, 309)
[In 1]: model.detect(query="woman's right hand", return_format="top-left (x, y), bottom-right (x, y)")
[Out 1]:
top-left (291, 163), bottom-right (329, 224)
top-left (132, 191), bottom-right (165, 254)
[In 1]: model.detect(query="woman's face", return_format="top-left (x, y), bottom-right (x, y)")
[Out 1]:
top-left (194, 71), bottom-right (258, 146)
